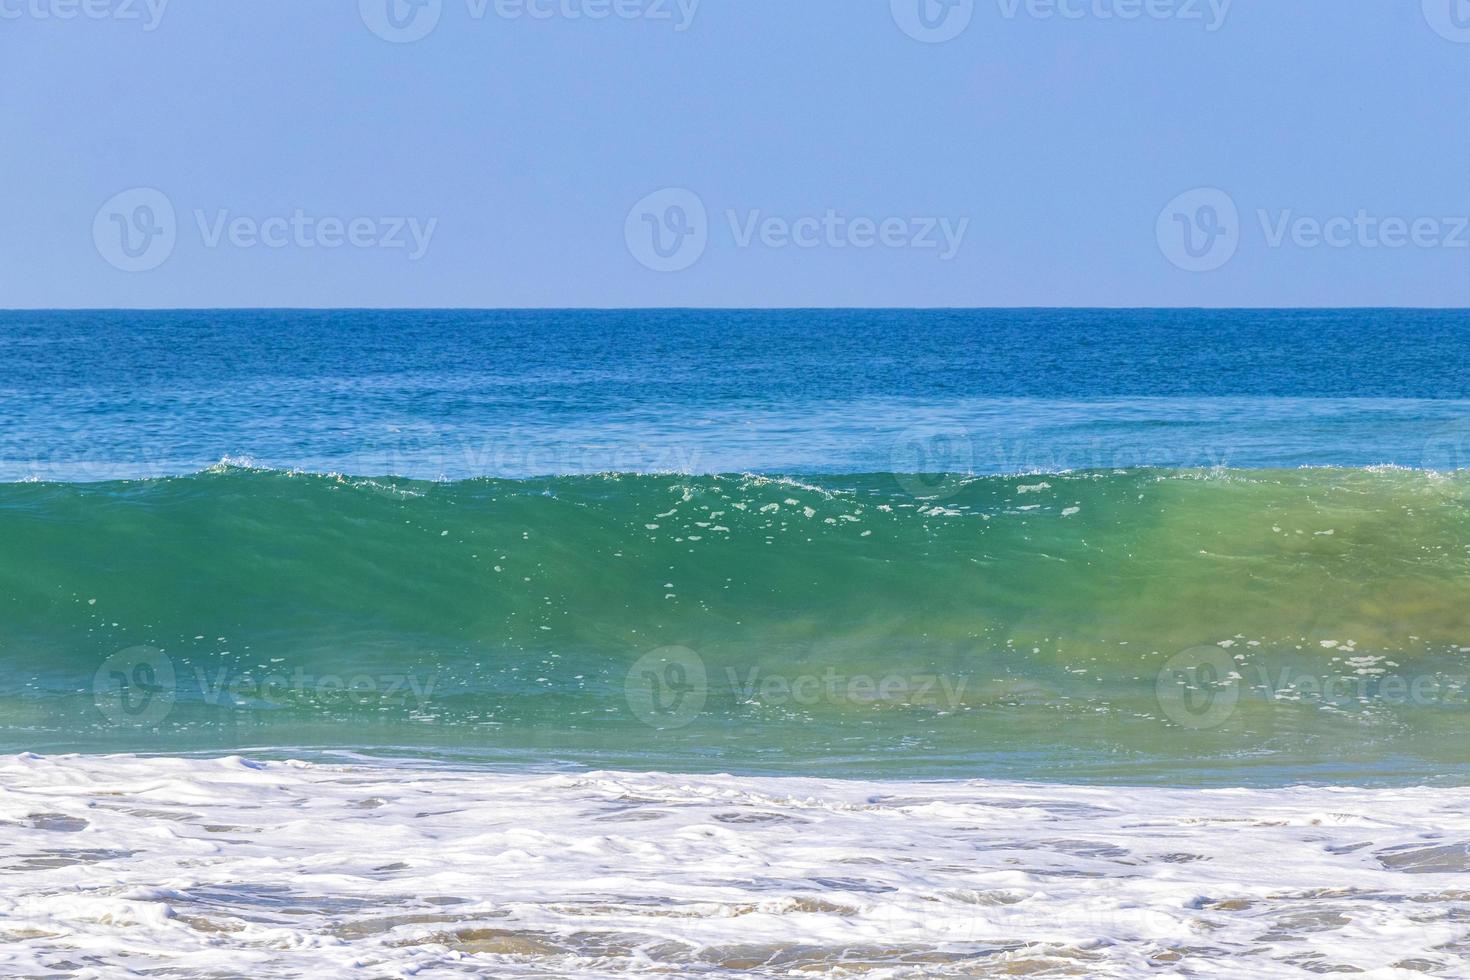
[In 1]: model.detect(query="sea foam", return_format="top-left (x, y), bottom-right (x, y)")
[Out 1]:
top-left (1, 754), bottom-right (1466, 977)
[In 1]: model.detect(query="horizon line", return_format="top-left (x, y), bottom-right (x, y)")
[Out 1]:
top-left (6, 305), bottom-right (1470, 314)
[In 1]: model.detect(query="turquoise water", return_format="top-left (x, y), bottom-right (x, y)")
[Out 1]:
top-left (5, 465), bottom-right (1470, 784)
top-left (4, 309), bottom-right (1470, 783)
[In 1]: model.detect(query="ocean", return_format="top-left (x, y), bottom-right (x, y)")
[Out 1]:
top-left (4, 309), bottom-right (1470, 976)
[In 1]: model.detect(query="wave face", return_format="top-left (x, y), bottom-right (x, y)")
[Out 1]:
top-left (3, 754), bottom-right (1466, 978)
top-left (5, 466), bottom-right (1470, 783)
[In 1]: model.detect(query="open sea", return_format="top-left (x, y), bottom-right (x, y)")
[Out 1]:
top-left (5, 309), bottom-right (1470, 977)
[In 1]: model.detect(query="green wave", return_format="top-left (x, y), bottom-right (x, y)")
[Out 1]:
top-left (4, 466), bottom-right (1470, 782)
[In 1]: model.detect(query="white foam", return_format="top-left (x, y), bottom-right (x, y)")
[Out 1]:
top-left (1, 754), bottom-right (1466, 977)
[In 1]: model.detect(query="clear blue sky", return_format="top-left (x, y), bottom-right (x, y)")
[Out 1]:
top-left (4, 0), bottom-right (1469, 308)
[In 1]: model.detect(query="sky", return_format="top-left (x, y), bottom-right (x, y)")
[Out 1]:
top-left (3, 0), bottom-right (1470, 308)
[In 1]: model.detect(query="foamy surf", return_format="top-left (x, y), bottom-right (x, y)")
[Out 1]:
top-left (1, 754), bottom-right (1466, 978)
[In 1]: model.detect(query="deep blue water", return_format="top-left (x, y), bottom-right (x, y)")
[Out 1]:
top-left (8, 309), bottom-right (1470, 784)
top-left (4, 308), bottom-right (1470, 480)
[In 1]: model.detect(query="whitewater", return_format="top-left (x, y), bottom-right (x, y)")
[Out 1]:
top-left (2, 753), bottom-right (1465, 978)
